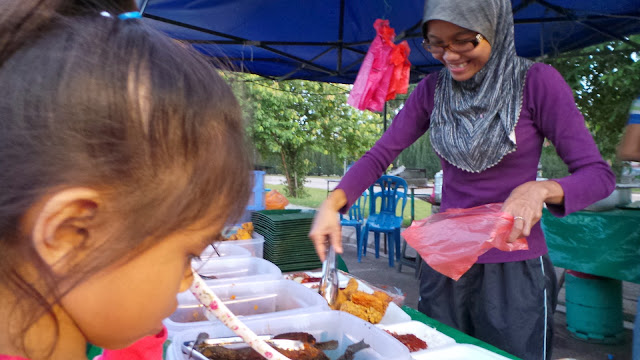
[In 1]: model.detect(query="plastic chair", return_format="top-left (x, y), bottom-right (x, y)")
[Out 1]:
top-left (340, 191), bottom-right (368, 260)
top-left (360, 175), bottom-right (408, 267)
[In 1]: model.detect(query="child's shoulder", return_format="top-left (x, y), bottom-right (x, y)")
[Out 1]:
top-left (0, 355), bottom-right (31, 360)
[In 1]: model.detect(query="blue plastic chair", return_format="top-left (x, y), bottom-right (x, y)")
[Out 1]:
top-left (340, 192), bottom-right (368, 261)
top-left (360, 175), bottom-right (408, 267)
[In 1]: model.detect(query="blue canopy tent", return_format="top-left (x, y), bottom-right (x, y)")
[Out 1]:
top-left (138, 0), bottom-right (640, 84)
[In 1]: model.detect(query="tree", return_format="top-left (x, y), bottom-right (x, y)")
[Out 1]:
top-left (229, 74), bottom-right (381, 197)
top-left (543, 35), bottom-right (640, 174)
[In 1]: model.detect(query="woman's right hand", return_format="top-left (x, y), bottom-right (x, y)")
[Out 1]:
top-left (309, 189), bottom-right (347, 261)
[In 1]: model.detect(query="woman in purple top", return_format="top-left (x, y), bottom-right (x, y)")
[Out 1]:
top-left (310, 0), bottom-right (615, 359)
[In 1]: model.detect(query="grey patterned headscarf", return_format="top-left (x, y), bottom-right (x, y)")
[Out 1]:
top-left (424, 0), bottom-right (533, 173)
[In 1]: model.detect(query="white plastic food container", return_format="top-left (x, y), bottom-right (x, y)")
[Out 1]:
top-left (411, 343), bottom-right (511, 360)
top-left (197, 242), bottom-right (251, 259)
top-left (192, 256), bottom-right (281, 286)
top-left (376, 320), bottom-right (456, 356)
top-left (164, 279), bottom-right (329, 338)
top-left (218, 232), bottom-right (265, 258)
top-left (167, 310), bottom-right (412, 360)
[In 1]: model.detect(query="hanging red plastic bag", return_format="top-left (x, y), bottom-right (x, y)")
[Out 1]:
top-left (348, 19), bottom-right (410, 112)
top-left (386, 40), bottom-right (410, 101)
top-left (402, 203), bottom-right (528, 281)
top-left (265, 189), bottom-right (289, 210)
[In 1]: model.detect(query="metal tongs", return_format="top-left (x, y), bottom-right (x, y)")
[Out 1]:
top-left (318, 244), bottom-right (339, 306)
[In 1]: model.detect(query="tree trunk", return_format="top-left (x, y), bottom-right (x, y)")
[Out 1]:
top-left (280, 150), bottom-right (296, 197)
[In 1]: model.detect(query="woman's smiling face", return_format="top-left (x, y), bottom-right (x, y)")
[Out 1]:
top-left (426, 20), bottom-right (492, 81)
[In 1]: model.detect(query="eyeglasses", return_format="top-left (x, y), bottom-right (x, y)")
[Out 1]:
top-left (422, 33), bottom-right (485, 55)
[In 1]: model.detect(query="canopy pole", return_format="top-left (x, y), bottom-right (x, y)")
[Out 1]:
top-left (337, 0), bottom-right (345, 73)
top-left (139, 0), bottom-right (149, 14)
top-left (383, 102), bottom-right (388, 132)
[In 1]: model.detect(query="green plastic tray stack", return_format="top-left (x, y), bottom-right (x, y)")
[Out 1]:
top-left (251, 209), bottom-right (322, 272)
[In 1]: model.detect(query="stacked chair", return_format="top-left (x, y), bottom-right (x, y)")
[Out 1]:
top-left (359, 175), bottom-right (408, 267)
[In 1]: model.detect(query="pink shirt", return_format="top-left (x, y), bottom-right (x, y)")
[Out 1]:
top-left (0, 327), bottom-right (167, 360)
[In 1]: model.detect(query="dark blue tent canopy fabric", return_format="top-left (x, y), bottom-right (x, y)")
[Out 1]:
top-left (141, 0), bottom-right (640, 84)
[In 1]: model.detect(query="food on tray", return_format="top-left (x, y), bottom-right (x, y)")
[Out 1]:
top-left (336, 340), bottom-right (370, 360)
top-left (196, 342), bottom-right (328, 360)
top-left (168, 307), bottom-right (207, 323)
top-left (223, 222), bottom-right (254, 240)
top-left (288, 272), bottom-right (322, 288)
top-left (384, 330), bottom-right (428, 352)
top-left (192, 332), bottom-right (367, 360)
top-left (331, 278), bottom-right (392, 324)
top-left (273, 332), bottom-right (338, 350)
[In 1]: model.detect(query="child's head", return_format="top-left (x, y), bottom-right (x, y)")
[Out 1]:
top-left (0, 0), bottom-right (251, 356)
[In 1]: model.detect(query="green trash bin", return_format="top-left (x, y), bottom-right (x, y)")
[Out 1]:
top-left (565, 270), bottom-right (624, 344)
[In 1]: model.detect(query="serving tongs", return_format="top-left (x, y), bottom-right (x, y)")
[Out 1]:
top-left (318, 244), bottom-right (339, 306)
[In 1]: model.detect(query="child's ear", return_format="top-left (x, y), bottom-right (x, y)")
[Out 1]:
top-left (30, 188), bottom-right (101, 269)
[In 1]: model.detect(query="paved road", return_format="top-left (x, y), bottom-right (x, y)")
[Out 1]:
top-left (266, 175), bottom-right (434, 195)
top-left (267, 174), bottom-right (640, 200)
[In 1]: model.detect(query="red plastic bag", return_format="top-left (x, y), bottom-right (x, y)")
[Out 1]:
top-left (348, 19), bottom-right (411, 112)
top-left (386, 40), bottom-right (410, 101)
top-left (265, 189), bottom-right (289, 210)
top-left (402, 203), bottom-right (528, 281)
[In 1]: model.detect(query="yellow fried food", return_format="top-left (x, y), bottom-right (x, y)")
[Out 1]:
top-left (366, 306), bottom-right (384, 324)
top-left (241, 222), bottom-right (254, 232)
top-left (226, 228), bottom-right (252, 240)
top-left (339, 301), bottom-right (369, 321)
top-left (330, 288), bottom-right (348, 310)
top-left (339, 301), bottom-right (384, 324)
top-left (372, 290), bottom-right (393, 305)
top-left (342, 278), bottom-right (359, 298)
top-left (350, 290), bottom-right (388, 315)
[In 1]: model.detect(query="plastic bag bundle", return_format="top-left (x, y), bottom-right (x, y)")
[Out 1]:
top-left (265, 189), bottom-right (289, 210)
top-left (402, 203), bottom-right (528, 280)
top-left (347, 19), bottom-right (411, 112)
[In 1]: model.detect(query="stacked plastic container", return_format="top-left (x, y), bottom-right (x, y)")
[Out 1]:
top-left (169, 311), bottom-right (412, 360)
top-left (161, 170), bottom-right (416, 359)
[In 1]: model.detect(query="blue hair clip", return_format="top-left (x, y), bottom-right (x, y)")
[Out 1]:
top-left (118, 11), bottom-right (142, 20)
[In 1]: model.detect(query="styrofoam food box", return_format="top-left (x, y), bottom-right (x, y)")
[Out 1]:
top-left (191, 256), bottom-right (281, 286)
top-left (411, 344), bottom-right (511, 360)
top-left (218, 232), bottom-right (265, 258)
top-left (197, 242), bottom-right (251, 259)
top-left (377, 320), bottom-right (455, 356)
top-left (164, 279), bottom-right (329, 338)
top-left (168, 310), bottom-right (412, 360)
top-left (377, 303), bottom-right (412, 325)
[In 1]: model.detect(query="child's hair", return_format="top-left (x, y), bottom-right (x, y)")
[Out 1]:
top-left (0, 0), bottom-right (252, 351)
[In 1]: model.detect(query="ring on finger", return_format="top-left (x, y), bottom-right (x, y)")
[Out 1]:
top-left (513, 216), bottom-right (524, 221)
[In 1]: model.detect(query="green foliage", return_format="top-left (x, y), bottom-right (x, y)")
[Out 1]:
top-left (396, 131), bottom-right (442, 179)
top-left (543, 36), bottom-right (640, 174)
top-left (539, 144), bottom-right (569, 179)
top-left (228, 74), bottom-right (381, 196)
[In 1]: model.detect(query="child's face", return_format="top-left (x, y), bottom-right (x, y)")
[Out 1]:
top-left (58, 221), bottom-right (218, 349)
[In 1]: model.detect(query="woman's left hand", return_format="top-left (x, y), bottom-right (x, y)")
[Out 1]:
top-left (502, 180), bottom-right (564, 242)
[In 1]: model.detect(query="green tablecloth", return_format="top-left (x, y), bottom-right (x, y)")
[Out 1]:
top-left (403, 306), bottom-right (520, 359)
top-left (541, 208), bottom-right (640, 283)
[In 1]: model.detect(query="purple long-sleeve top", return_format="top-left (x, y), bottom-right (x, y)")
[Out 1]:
top-left (337, 63), bottom-right (616, 263)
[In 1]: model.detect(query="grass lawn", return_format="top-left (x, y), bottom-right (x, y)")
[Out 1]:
top-left (266, 184), bottom-right (432, 227)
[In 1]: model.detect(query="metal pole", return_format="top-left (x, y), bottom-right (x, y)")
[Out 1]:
top-left (383, 102), bottom-right (388, 132)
